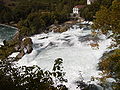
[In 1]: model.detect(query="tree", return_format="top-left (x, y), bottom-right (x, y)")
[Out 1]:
top-left (92, 0), bottom-right (120, 46)
top-left (0, 4), bottom-right (13, 23)
top-left (98, 49), bottom-right (120, 89)
top-left (92, 0), bottom-right (120, 89)
top-left (0, 58), bottom-right (68, 90)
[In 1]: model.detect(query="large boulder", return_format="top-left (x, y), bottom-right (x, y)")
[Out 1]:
top-left (16, 50), bottom-right (25, 59)
top-left (14, 44), bottom-right (20, 51)
top-left (21, 37), bottom-right (33, 54)
top-left (49, 24), bottom-right (69, 33)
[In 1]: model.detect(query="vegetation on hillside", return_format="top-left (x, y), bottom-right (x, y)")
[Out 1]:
top-left (80, 0), bottom-right (114, 21)
top-left (92, 0), bottom-right (120, 89)
top-left (0, 0), bottom-right (115, 35)
top-left (0, 0), bottom-right (86, 24)
top-left (18, 11), bottom-right (69, 36)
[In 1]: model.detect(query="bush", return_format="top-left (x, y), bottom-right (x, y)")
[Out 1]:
top-left (0, 58), bottom-right (68, 90)
top-left (99, 49), bottom-right (120, 89)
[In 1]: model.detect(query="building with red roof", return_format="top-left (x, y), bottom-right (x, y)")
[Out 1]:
top-left (73, 5), bottom-right (85, 14)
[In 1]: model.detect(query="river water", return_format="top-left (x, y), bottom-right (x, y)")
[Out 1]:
top-left (17, 25), bottom-right (112, 89)
top-left (0, 25), bottom-right (17, 44)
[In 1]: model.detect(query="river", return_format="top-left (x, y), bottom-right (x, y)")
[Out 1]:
top-left (0, 25), bottom-right (17, 45)
top-left (17, 24), bottom-right (111, 90)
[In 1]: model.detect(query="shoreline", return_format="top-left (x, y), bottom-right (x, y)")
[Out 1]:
top-left (0, 23), bottom-right (19, 44)
top-left (0, 23), bottom-right (18, 30)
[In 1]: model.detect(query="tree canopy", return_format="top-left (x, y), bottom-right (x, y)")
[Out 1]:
top-left (0, 58), bottom-right (68, 90)
top-left (92, 0), bottom-right (120, 46)
top-left (92, 0), bottom-right (120, 89)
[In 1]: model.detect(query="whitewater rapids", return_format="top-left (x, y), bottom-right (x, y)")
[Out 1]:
top-left (18, 25), bottom-right (111, 89)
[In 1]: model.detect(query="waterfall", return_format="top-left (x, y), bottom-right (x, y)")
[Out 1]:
top-left (18, 24), bottom-right (111, 90)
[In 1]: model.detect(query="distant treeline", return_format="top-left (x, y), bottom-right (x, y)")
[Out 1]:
top-left (0, 0), bottom-right (114, 23)
top-left (0, 0), bottom-right (114, 36)
top-left (0, 0), bottom-right (81, 35)
top-left (0, 0), bottom-right (86, 23)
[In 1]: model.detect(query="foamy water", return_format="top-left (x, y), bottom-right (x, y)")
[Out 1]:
top-left (18, 25), bottom-right (111, 89)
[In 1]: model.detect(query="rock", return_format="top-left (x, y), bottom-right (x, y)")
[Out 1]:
top-left (16, 50), bottom-right (25, 59)
top-left (21, 37), bottom-right (33, 54)
top-left (13, 37), bottom-right (33, 60)
top-left (64, 20), bottom-right (77, 25)
top-left (49, 24), bottom-right (69, 33)
top-left (14, 44), bottom-right (20, 51)
top-left (58, 25), bottom-right (69, 33)
top-left (25, 44), bottom-right (33, 54)
top-left (13, 31), bottom-right (21, 41)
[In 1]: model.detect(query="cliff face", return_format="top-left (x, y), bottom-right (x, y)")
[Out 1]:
top-left (15, 37), bottom-right (33, 59)
top-left (0, 30), bottom-right (33, 60)
top-left (21, 37), bottom-right (33, 53)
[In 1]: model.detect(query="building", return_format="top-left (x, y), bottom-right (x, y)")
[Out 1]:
top-left (73, 5), bottom-right (85, 15)
top-left (87, 0), bottom-right (96, 5)
top-left (71, 0), bottom-right (96, 20)
top-left (72, 0), bottom-right (96, 15)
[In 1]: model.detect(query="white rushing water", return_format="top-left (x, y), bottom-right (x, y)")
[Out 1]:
top-left (0, 39), bottom-right (3, 45)
top-left (18, 25), bottom-right (112, 89)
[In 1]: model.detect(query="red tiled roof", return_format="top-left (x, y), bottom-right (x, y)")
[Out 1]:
top-left (74, 5), bottom-right (86, 8)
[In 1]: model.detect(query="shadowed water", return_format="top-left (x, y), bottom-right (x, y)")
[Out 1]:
top-left (0, 25), bottom-right (17, 44)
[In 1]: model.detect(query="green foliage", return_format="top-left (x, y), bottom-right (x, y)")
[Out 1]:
top-left (0, 58), bottom-right (68, 90)
top-left (0, 45), bottom-right (15, 60)
top-left (80, 0), bottom-right (114, 21)
top-left (18, 12), bottom-right (46, 36)
top-left (92, 6), bottom-right (111, 34)
top-left (0, 4), bottom-right (13, 23)
top-left (92, 0), bottom-right (120, 89)
top-left (0, 0), bottom-right (114, 23)
top-left (79, 0), bottom-right (87, 5)
top-left (53, 58), bottom-right (67, 83)
top-left (80, 1), bottom-right (100, 21)
top-left (18, 11), bottom-right (69, 36)
top-left (0, 0), bottom-right (79, 24)
top-left (92, 0), bottom-right (120, 46)
top-left (99, 49), bottom-right (120, 89)
top-left (12, 0), bottom-right (51, 22)
top-left (80, 6), bottom-right (95, 21)
top-left (0, 39), bottom-right (20, 60)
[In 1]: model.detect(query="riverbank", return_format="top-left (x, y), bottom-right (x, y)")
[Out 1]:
top-left (0, 24), bottom-right (33, 60)
top-left (0, 20), bottom-right (92, 61)
top-left (0, 23), bottom-right (18, 30)
top-left (0, 20), bottom-right (72, 60)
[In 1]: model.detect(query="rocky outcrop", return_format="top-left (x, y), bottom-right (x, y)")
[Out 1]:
top-left (21, 37), bottom-right (33, 54)
top-left (16, 50), bottom-right (25, 59)
top-left (14, 44), bottom-right (20, 51)
top-left (14, 37), bottom-right (33, 59)
top-left (48, 24), bottom-right (69, 33)
top-left (0, 25), bottom-right (33, 60)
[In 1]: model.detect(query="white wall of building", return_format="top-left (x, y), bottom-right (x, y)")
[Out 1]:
top-left (73, 8), bottom-right (79, 14)
top-left (87, 0), bottom-right (91, 5)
